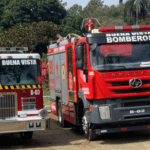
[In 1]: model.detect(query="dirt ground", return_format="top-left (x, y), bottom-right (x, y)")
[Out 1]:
top-left (1, 113), bottom-right (150, 150)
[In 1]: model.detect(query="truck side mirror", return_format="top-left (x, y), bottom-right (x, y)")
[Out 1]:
top-left (75, 42), bottom-right (84, 69)
top-left (75, 42), bottom-right (84, 60)
top-left (76, 60), bottom-right (83, 69)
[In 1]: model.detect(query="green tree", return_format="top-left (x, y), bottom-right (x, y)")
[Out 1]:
top-left (81, 0), bottom-right (104, 18)
top-left (59, 0), bottom-right (67, 7)
top-left (61, 14), bottom-right (84, 36)
top-left (61, 4), bottom-right (85, 36)
top-left (124, 0), bottom-right (149, 25)
top-left (0, 21), bottom-right (62, 54)
top-left (0, 0), bottom-right (66, 30)
top-left (140, 18), bottom-right (150, 24)
top-left (67, 4), bottom-right (83, 16)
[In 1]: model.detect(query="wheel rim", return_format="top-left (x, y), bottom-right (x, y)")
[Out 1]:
top-left (82, 115), bottom-right (88, 134)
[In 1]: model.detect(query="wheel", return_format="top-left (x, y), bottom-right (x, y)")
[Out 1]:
top-left (58, 101), bottom-right (69, 128)
top-left (82, 111), bottom-right (98, 141)
top-left (87, 129), bottom-right (98, 141)
top-left (21, 132), bottom-right (33, 140)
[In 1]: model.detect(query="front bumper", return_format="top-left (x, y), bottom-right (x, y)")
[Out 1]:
top-left (95, 122), bottom-right (150, 134)
top-left (0, 117), bottom-right (50, 134)
top-left (87, 100), bottom-right (150, 135)
top-left (88, 99), bottom-right (150, 125)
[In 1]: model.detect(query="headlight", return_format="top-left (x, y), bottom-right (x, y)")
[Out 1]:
top-left (39, 109), bottom-right (48, 119)
top-left (99, 106), bottom-right (111, 120)
top-left (21, 97), bottom-right (36, 110)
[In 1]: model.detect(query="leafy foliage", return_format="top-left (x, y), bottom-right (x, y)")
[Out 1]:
top-left (71, 1), bottom-right (127, 28)
top-left (42, 53), bottom-right (48, 62)
top-left (82, 0), bottom-right (104, 17)
top-left (140, 18), bottom-right (150, 24)
top-left (0, 0), bottom-right (66, 30)
top-left (67, 4), bottom-right (83, 16)
top-left (0, 21), bottom-right (62, 53)
top-left (124, 0), bottom-right (149, 25)
top-left (61, 14), bottom-right (84, 36)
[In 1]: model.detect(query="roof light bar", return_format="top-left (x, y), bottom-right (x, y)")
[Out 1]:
top-left (99, 25), bottom-right (150, 33)
top-left (0, 47), bottom-right (28, 52)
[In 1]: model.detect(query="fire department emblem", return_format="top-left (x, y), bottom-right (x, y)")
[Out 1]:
top-left (61, 64), bottom-right (65, 81)
top-left (56, 62), bottom-right (58, 74)
top-left (49, 60), bottom-right (53, 75)
top-left (69, 72), bottom-right (73, 91)
top-left (129, 78), bottom-right (142, 88)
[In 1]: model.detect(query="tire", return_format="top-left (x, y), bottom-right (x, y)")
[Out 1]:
top-left (82, 111), bottom-right (98, 141)
top-left (21, 132), bottom-right (33, 140)
top-left (58, 101), bottom-right (69, 128)
top-left (87, 129), bottom-right (98, 141)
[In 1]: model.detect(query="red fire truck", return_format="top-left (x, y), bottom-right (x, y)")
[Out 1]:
top-left (48, 18), bottom-right (150, 140)
top-left (0, 47), bottom-right (50, 139)
top-left (42, 61), bottom-right (48, 81)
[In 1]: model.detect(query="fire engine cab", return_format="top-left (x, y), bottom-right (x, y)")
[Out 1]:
top-left (48, 18), bottom-right (150, 140)
top-left (0, 47), bottom-right (50, 139)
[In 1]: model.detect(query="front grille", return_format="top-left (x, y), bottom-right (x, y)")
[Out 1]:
top-left (111, 96), bottom-right (150, 108)
top-left (108, 79), bottom-right (150, 87)
top-left (0, 93), bottom-right (17, 119)
top-left (107, 79), bottom-right (150, 95)
top-left (122, 96), bottom-right (149, 100)
top-left (122, 101), bottom-right (150, 107)
top-left (111, 88), bottom-right (150, 94)
top-left (125, 114), bottom-right (150, 120)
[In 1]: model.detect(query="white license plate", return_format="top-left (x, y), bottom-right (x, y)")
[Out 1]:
top-left (130, 109), bottom-right (145, 114)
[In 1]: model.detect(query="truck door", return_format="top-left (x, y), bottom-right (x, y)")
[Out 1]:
top-left (66, 45), bottom-right (77, 124)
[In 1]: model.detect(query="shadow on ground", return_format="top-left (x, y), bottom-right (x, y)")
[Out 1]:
top-left (0, 113), bottom-right (150, 149)
top-left (96, 130), bottom-right (150, 145)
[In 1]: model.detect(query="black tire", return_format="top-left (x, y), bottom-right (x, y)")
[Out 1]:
top-left (82, 111), bottom-right (98, 141)
top-left (21, 132), bottom-right (33, 140)
top-left (87, 129), bottom-right (98, 141)
top-left (58, 101), bottom-right (69, 128)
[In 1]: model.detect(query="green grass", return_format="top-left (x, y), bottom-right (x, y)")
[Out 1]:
top-left (43, 97), bottom-right (50, 106)
top-left (43, 81), bottom-right (50, 106)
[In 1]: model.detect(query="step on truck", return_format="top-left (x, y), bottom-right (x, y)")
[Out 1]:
top-left (48, 18), bottom-right (150, 140)
top-left (0, 47), bottom-right (50, 140)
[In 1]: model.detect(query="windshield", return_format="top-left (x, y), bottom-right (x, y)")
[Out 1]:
top-left (90, 42), bottom-right (150, 71)
top-left (0, 59), bottom-right (40, 85)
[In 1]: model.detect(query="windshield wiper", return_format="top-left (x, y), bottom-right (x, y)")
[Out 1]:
top-left (6, 75), bottom-right (26, 94)
top-left (140, 62), bottom-right (150, 67)
top-left (123, 63), bottom-right (141, 68)
top-left (94, 64), bottom-right (126, 70)
top-left (90, 43), bottom-right (97, 51)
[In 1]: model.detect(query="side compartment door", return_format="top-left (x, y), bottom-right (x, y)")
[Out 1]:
top-left (60, 52), bottom-right (69, 122)
top-left (54, 54), bottom-right (61, 98)
top-left (48, 55), bottom-right (56, 115)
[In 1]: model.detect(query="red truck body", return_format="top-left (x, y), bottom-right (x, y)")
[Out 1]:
top-left (0, 47), bottom-right (50, 139)
top-left (42, 61), bottom-right (48, 81)
top-left (48, 24), bottom-right (150, 140)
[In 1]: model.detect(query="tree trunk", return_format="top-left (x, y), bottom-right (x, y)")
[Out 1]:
top-left (136, 7), bottom-right (138, 24)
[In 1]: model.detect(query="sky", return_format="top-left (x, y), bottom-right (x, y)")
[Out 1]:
top-left (63, 0), bottom-right (126, 9)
